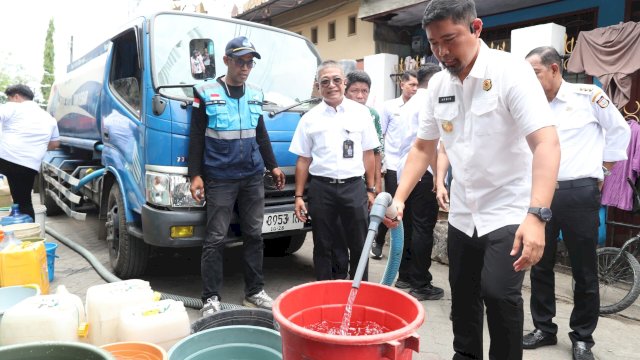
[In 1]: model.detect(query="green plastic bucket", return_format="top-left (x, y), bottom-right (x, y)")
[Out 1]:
top-left (167, 325), bottom-right (282, 360)
top-left (0, 341), bottom-right (115, 359)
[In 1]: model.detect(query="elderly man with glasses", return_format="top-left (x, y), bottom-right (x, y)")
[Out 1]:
top-left (290, 60), bottom-right (380, 281)
top-left (188, 36), bottom-right (285, 318)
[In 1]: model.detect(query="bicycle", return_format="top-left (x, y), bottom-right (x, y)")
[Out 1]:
top-left (597, 178), bottom-right (640, 314)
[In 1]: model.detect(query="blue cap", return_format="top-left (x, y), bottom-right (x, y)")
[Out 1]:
top-left (225, 36), bottom-right (261, 59)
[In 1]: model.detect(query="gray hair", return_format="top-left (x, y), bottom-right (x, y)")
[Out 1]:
top-left (316, 60), bottom-right (344, 81)
top-left (525, 46), bottom-right (563, 70)
top-left (422, 0), bottom-right (477, 28)
top-left (417, 64), bottom-right (441, 86)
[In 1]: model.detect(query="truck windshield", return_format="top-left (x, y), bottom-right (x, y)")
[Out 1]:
top-left (151, 13), bottom-right (321, 109)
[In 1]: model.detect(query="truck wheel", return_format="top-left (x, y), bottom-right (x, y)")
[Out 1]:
top-left (264, 234), bottom-right (306, 256)
top-left (105, 185), bottom-right (149, 278)
top-left (38, 172), bottom-right (63, 216)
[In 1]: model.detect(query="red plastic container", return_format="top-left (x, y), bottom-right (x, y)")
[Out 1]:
top-left (273, 280), bottom-right (425, 360)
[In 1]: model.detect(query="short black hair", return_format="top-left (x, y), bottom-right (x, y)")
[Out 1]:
top-left (346, 70), bottom-right (371, 91)
top-left (417, 64), bottom-right (441, 86)
top-left (422, 0), bottom-right (477, 28)
top-left (5, 84), bottom-right (34, 101)
top-left (525, 46), bottom-right (563, 69)
top-left (401, 70), bottom-right (417, 82)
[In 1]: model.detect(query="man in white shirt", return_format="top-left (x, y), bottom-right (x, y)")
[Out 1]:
top-left (0, 84), bottom-right (59, 220)
top-left (387, 1), bottom-right (561, 359)
top-left (290, 60), bottom-right (380, 281)
top-left (524, 46), bottom-right (630, 360)
top-left (394, 63), bottom-right (444, 301)
top-left (371, 70), bottom-right (418, 259)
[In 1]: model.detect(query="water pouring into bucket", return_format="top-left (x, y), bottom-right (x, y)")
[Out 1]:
top-left (273, 193), bottom-right (424, 360)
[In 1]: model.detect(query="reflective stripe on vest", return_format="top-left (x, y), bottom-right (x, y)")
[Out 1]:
top-left (205, 128), bottom-right (257, 140)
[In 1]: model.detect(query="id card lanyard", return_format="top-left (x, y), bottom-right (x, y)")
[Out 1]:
top-left (343, 129), bottom-right (354, 158)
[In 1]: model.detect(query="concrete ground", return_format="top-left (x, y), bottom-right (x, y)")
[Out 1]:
top-left (41, 200), bottom-right (640, 359)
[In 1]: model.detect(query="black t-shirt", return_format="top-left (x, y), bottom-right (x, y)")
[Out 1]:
top-left (187, 76), bottom-right (277, 177)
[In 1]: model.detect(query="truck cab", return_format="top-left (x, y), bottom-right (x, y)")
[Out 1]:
top-left (44, 12), bottom-right (320, 277)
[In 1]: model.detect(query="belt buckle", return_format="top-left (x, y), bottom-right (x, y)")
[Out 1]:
top-left (330, 178), bottom-right (345, 184)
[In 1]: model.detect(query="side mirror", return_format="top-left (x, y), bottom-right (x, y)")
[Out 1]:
top-left (152, 94), bottom-right (167, 116)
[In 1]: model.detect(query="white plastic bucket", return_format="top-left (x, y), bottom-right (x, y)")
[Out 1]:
top-left (2, 223), bottom-right (41, 240)
top-left (34, 205), bottom-right (47, 238)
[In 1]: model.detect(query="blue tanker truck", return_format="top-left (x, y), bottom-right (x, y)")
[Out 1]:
top-left (43, 12), bottom-right (319, 277)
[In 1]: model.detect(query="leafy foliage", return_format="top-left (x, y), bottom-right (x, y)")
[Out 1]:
top-left (41, 18), bottom-right (55, 102)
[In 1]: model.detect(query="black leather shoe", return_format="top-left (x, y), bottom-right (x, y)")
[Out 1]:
top-left (573, 341), bottom-right (594, 360)
top-left (409, 284), bottom-right (444, 300)
top-left (394, 279), bottom-right (412, 289)
top-left (522, 329), bottom-right (557, 349)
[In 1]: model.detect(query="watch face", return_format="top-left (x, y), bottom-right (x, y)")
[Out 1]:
top-left (540, 208), bottom-right (552, 222)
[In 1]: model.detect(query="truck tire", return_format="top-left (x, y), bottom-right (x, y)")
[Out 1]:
top-left (264, 234), bottom-right (306, 256)
top-left (105, 185), bottom-right (149, 278)
top-left (38, 172), bottom-right (63, 216)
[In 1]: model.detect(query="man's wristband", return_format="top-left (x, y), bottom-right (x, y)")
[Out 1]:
top-left (294, 195), bottom-right (303, 198)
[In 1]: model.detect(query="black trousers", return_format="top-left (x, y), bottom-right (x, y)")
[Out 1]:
top-left (375, 170), bottom-right (398, 246)
top-left (397, 172), bottom-right (439, 288)
top-left (201, 174), bottom-right (265, 301)
top-left (530, 180), bottom-right (600, 346)
top-left (0, 158), bottom-right (38, 220)
top-left (449, 224), bottom-right (525, 360)
top-left (309, 177), bottom-right (369, 281)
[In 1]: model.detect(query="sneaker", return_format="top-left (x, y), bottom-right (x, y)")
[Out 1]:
top-left (394, 279), bottom-right (412, 289)
top-left (243, 289), bottom-right (274, 310)
top-left (200, 296), bottom-right (221, 318)
top-left (409, 284), bottom-right (444, 301)
top-left (370, 242), bottom-right (383, 259)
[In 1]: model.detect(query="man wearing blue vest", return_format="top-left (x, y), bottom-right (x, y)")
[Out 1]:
top-left (188, 36), bottom-right (285, 318)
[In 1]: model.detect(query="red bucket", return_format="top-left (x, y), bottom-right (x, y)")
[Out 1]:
top-left (273, 280), bottom-right (425, 360)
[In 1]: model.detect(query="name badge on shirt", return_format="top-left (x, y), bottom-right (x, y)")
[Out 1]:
top-left (343, 139), bottom-right (354, 158)
top-left (438, 96), bottom-right (455, 103)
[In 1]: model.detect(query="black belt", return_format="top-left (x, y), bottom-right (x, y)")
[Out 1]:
top-left (556, 178), bottom-right (597, 190)
top-left (312, 175), bottom-right (362, 184)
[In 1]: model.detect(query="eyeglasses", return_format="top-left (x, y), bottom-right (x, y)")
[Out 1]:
top-left (319, 76), bottom-right (344, 87)
top-left (231, 57), bottom-right (256, 68)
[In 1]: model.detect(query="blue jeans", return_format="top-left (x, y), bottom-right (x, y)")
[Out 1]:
top-left (201, 173), bottom-right (265, 301)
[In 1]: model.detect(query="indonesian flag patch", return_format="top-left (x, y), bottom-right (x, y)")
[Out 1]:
top-left (210, 93), bottom-right (220, 99)
top-left (596, 95), bottom-right (609, 109)
top-left (193, 97), bottom-right (200, 108)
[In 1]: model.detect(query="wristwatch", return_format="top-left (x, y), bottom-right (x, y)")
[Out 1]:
top-left (366, 186), bottom-right (376, 194)
top-left (602, 166), bottom-right (612, 177)
top-left (527, 207), bottom-right (552, 222)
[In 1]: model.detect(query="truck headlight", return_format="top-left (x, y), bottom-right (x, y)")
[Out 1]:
top-left (145, 172), bottom-right (204, 207)
top-left (146, 173), bottom-right (171, 206)
top-left (169, 175), bottom-right (204, 207)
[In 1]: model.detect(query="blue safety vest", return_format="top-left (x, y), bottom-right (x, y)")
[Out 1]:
top-left (194, 82), bottom-right (265, 179)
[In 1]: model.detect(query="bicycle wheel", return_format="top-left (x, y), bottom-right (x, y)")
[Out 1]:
top-left (597, 247), bottom-right (640, 315)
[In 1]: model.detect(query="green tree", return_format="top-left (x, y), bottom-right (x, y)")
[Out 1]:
top-left (41, 18), bottom-right (55, 102)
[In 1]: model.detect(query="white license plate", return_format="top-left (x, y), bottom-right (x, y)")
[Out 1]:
top-left (262, 211), bottom-right (304, 233)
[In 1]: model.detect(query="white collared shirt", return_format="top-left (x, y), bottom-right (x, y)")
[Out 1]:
top-left (0, 101), bottom-right (60, 171)
top-left (396, 88), bottom-right (433, 182)
top-left (417, 40), bottom-right (556, 237)
top-left (551, 81), bottom-right (629, 181)
top-left (379, 96), bottom-right (406, 171)
top-left (289, 97), bottom-right (380, 178)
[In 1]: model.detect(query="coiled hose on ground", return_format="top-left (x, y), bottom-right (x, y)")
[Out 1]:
top-left (46, 227), bottom-right (221, 310)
